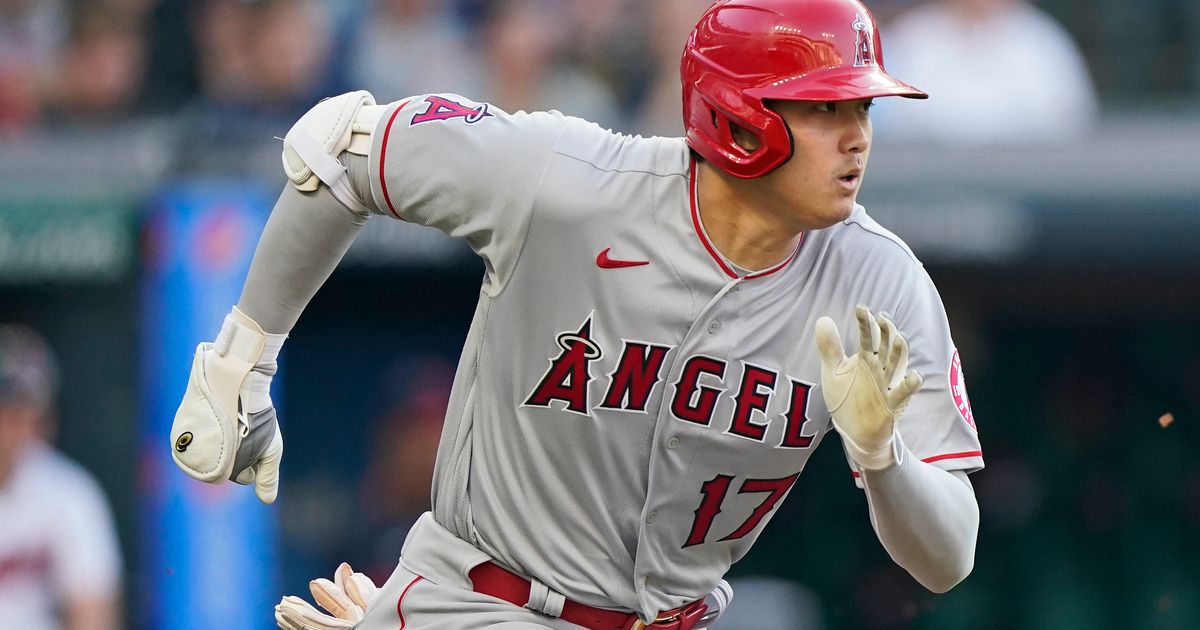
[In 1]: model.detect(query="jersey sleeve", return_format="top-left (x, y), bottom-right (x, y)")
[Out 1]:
top-left (367, 94), bottom-right (568, 294)
top-left (48, 464), bottom-right (123, 600)
top-left (826, 212), bottom-right (984, 484)
top-left (886, 268), bottom-right (984, 474)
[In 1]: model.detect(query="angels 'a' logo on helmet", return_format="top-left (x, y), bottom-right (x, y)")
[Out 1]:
top-left (852, 14), bottom-right (875, 67)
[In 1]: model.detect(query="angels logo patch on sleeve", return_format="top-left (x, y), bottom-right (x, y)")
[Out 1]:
top-left (949, 350), bottom-right (976, 430)
top-left (411, 95), bottom-right (493, 126)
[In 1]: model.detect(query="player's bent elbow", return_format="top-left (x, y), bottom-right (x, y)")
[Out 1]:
top-left (281, 90), bottom-right (384, 216)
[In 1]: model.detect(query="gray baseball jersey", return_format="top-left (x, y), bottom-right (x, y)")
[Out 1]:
top-left (364, 94), bottom-right (983, 619)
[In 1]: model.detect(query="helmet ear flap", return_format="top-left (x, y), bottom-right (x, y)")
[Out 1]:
top-left (706, 102), bottom-right (751, 159)
top-left (710, 105), bottom-right (764, 158)
top-left (685, 76), bottom-right (794, 178)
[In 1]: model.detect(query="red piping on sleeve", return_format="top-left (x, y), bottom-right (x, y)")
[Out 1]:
top-left (396, 575), bottom-right (424, 630)
top-left (377, 99), bottom-right (411, 221)
top-left (923, 450), bottom-right (984, 464)
top-left (850, 450), bottom-right (983, 478)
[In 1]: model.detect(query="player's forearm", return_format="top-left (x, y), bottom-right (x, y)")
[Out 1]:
top-left (240, 91), bottom-right (384, 334)
top-left (860, 436), bottom-right (978, 593)
top-left (237, 182), bottom-right (369, 334)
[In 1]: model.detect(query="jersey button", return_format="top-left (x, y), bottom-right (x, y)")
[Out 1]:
top-left (666, 436), bottom-right (680, 449)
top-left (647, 510), bottom-right (658, 523)
top-left (707, 320), bottom-right (721, 333)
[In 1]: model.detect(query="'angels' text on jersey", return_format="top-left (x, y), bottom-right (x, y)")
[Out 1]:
top-left (522, 315), bottom-right (820, 450)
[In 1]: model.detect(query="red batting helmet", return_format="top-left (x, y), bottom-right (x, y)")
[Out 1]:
top-left (682, 0), bottom-right (927, 179)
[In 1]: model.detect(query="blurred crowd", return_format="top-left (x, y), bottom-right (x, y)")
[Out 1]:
top-left (0, 0), bottom-right (1110, 144)
top-left (0, 0), bottom-right (715, 137)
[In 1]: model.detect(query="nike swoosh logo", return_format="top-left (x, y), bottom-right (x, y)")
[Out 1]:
top-left (596, 247), bottom-right (650, 269)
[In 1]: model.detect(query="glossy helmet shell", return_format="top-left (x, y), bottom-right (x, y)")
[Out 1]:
top-left (682, 0), bottom-right (927, 178)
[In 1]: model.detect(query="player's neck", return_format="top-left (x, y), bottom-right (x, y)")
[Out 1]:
top-left (695, 162), bottom-right (804, 272)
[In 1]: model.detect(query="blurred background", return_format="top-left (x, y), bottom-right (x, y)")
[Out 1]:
top-left (0, 0), bottom-right (1197, 628)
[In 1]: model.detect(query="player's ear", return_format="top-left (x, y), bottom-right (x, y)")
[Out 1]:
top-left (730, 123), bottom-right (760, 152)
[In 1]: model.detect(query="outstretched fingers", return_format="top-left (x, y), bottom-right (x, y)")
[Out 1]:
top-left (888, 370), bottom-right (924, 411)
top-left (311, 578), bottom-right (362, 622)
top-left (877, 311), bottom-right (892, 357)
top-left (876, 313), bottom-right (909, 389)
top-left (855, 305), bottom-right (880, 359)
top-left (275, 595), bottom-right (354, 630)
top-left (815, 316), bottom-right (847, 371)
top-left (336, 563), bottom-right (377, 612)
top-left (890, 326), bottom-right (910, 389)
top-left (275, 596), bottom-right (316, 630)
top-left (876, 313), bottom-right (894, 384)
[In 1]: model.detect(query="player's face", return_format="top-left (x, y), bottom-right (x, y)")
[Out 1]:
top-left (765, 98), bottom-right (873, 228)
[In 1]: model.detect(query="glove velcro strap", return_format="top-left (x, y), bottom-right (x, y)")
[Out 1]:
top-left (288, 128), bottom-right (375, 215)
top-left (218, 306), bottom-right (282, 364)
top-left (288, 130), bottom-right (347, 191)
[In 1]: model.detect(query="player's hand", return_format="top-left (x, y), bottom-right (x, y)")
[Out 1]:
top-left (170, 306), bottom-right (287, 503)
top-left (815, 305), bottom-right (922, 470)
top-left (275, 563), bottom-right (379, 630)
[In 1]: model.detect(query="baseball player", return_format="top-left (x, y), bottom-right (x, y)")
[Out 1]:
top-left (0, 326), bottom-right (123, 630)
top-left (170, 0), bottom-right (984, 628)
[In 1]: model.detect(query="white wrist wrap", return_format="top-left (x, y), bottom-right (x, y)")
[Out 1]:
top-left (219, 307), bottom-right (286, 413)
top-left (845, 429), bottom-right (902, 471)
top-left (215, 307), bottom-right (270, 363)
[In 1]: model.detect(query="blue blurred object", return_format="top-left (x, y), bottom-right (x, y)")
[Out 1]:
top-left (138, 181), bottom-right (280, 630)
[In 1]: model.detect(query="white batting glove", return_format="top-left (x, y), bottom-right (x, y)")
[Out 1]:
top-left (170, 306), bottom-right (287, 503)
top-left (815, 305), bottom-right (923, 470)
top-left (275, 563), bottom-right (379, 630)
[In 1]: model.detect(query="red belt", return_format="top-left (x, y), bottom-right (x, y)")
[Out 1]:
top-left (467, 562), bottom-right (708, 630)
